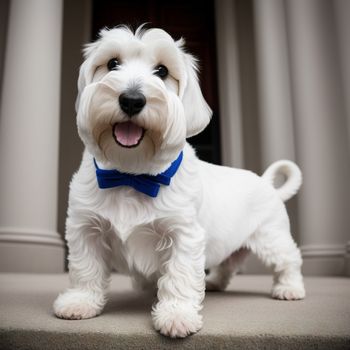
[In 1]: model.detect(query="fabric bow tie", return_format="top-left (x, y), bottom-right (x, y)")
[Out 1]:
top-left (94, 151), bottom-right (183, 198)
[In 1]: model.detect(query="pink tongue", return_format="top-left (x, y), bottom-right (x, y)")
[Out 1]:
top-left (114, 122), bottom-right (144, 147)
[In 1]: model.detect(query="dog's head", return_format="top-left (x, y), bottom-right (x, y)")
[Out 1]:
top-left (76, 26), bottom-right (212, 174)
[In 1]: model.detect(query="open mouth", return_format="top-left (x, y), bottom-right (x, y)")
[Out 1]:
top-left (113, 121), bottom-right (145, 148)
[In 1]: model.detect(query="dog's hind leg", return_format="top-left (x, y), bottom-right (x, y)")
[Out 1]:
top-left (205, 248), bottom-right (250, 291)
top-left (245, 228), bottom-right (305, 300)
top-left (132, 271), bottom-right (158, 294)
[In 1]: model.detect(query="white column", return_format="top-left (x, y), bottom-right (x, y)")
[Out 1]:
top-left (250, 0), bottom-right (300, 275)
top-left (215, 0), bottom-right (244, 168)
top-left (334, 0), bottom-right (350, 276)
top-left (0, 0), bottom-right (65, 272)
top-left (253, 0), bottom-right (295, 166)
top-left (286, 0), bottom-right (350, 275)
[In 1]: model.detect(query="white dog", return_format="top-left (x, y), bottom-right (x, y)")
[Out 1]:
top-left (54, 26), bottom-right (305, 338)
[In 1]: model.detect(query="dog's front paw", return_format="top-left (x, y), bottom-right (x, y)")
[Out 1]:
top-left (152, 301), bottom-right (202, 338)
top-left (53, 289), bottom-right (104, 320)
top-left (272, 283), bottom-right (305, 300)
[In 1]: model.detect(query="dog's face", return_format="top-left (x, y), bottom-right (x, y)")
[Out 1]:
top-left (76, 26), bottom-right (212, 174)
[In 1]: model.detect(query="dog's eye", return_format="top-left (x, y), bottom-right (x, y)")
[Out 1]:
top-left (107, 58), bottom-right (121, 71)
top-left (154, 65), bottom-right (168, 79)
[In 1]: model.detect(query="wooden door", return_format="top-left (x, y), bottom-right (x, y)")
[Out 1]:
top-left (92, 0), bottom-right (221, 164)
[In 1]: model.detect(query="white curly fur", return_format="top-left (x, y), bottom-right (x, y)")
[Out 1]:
top-left (53, 26), bottom-right (305, 338)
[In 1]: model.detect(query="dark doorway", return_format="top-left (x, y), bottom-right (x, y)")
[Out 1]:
top-left (92, 0), bottom-right (221, 164)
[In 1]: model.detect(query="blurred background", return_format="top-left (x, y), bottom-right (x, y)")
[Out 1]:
top-left (0, 0), bottom-right (349, 276)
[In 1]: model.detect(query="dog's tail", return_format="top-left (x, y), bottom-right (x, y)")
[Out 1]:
top-left (262, 160), bottom-right (302, 202)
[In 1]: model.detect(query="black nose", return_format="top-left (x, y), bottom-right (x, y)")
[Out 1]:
top-left (119, 91), bottom-right (146, 117)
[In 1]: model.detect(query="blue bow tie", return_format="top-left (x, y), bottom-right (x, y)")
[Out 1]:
top-left (94, 152), bottom-right (183, 198)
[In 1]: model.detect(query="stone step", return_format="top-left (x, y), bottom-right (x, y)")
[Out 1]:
top-left (0, 274), bottom-right (349, 349)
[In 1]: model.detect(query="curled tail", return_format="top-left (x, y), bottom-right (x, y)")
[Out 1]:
top-left (262, 160), bottom-right (302, 202)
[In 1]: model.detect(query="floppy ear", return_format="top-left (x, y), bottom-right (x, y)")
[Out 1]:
top-left (75, 41), bottom-right (100, 113)
top-left (179, 50), bottom-right (212, 138)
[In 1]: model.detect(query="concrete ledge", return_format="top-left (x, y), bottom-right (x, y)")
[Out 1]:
top-left (0, 274), bottom-right (349, 349)
top-left (0, 243), bottom-right (65, 273)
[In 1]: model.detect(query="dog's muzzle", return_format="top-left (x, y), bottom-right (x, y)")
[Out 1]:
top-left (112, 90), bottom-right (147, 148)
